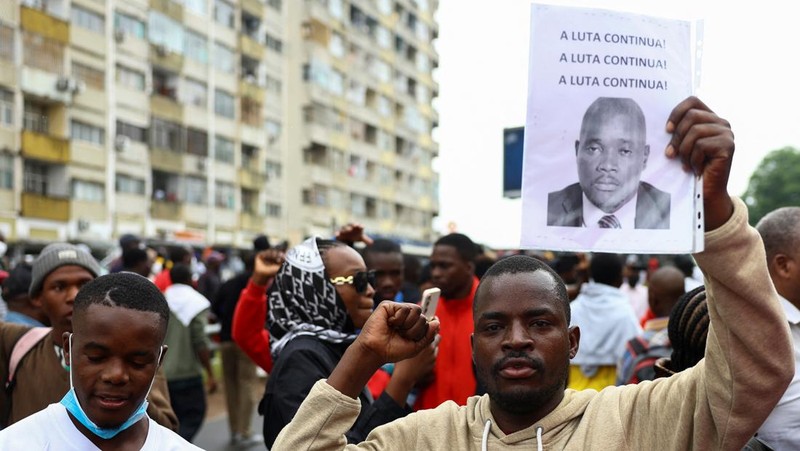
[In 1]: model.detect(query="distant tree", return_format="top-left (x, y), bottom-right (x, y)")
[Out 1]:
top-left (743, 146), bottom-right (800, 225)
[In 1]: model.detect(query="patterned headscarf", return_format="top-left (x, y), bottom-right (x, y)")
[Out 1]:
top-left (268, 237), bottom-right (357, 359)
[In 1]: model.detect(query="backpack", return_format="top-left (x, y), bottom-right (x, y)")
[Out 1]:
top-left (2, 327), bottom-right (52, 427)
top-left (623, 333), bottom-right (672, 384)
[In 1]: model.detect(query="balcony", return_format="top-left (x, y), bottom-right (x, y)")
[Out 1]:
top-left (150, 95), bottom-right (183, 123)
top-left (21, 6), bottom-right (69, 43)
top-left (151, 199), bottom-right (183, 220)
top-left (150, 148), bottom-right (183, 172)
top-left (22, 192), bottom-right (70, 221)
top-left (241, 0), bottom-right (263, 17)
top-left (238, 167), bottom-right (266, 190)
top-left (149, 0), bottom-right (183, 22)
top-left (240, 211), bottom-right (265, 231)
top-left (239, 79), bottom-right (265, 103)
top-left (21, 130), bottom-right (70, 163)
top-left (239, 35), bottom-right (264, 60)
top-left (150, 45), bottom-right (184, 73)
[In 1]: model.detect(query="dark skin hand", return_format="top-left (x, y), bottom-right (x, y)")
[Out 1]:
top-left (665, 96), bottom-right (735, 232)
top-left (251, 249), bottom-right (285, 286)
top-left (335, 223), bottom-right (374, 246)
top-left (327, 302), bottom-right (439, 399)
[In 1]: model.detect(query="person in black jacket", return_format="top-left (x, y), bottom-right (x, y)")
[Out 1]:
top-left (211, 251), bottom-right (264, 447)
top-left (260, 237), bottom-right (437, 448)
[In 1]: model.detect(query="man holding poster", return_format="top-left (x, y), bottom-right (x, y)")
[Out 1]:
top-left (547, 97), bottom-right (670, 229)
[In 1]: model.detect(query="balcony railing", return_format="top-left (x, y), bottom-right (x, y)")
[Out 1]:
top-left (21, 130), bottom-right (70, 163)
top-left (21, 192), bottom-right (69, 221)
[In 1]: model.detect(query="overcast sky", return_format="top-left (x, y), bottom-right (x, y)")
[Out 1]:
top-left (433, 0), bottom-right (800, 249)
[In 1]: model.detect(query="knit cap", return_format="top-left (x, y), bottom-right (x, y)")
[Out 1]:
top-left (29, 243), bottom-right (101, 296)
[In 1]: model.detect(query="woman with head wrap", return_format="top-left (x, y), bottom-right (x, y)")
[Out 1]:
top-left (232, 237), bottom-right (437, 448)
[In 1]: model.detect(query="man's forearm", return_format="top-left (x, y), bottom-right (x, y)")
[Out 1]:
top-left (327, 342), bottom-right (386, 399)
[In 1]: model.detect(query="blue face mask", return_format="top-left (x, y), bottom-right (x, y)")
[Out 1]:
top-left (60, 334), bottom-right (163, 440)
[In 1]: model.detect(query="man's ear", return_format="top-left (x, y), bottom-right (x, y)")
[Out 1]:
top-left (568, 326), bottom-right (580, 359)
top-left (575, 140), bottom-right (580, 156)
top-left (31, 293), bottom-right (43, 309)
top-left (62, 331), bottom-right (72, 361)
top-left (773, 254), bottom-right (793, 280)
top-left (642, 144), bottom-right (650, 167)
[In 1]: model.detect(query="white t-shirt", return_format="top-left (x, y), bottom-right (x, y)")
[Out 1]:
top-left (0, 404), bottom-right (201, 450)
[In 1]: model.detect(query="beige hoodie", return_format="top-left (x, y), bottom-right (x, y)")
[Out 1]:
top-left (273, 198), bottom-right (794, 450)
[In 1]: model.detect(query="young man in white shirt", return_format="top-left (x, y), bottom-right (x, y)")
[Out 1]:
top-left (0, 272), bottom-right (200, 450)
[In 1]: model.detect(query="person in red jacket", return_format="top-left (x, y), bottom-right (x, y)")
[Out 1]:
top-left (415, 233), bottom-right (480, 410)
top-left (231, 249), bottom-right (284, 372)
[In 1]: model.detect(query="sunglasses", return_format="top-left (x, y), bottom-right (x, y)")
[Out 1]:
top-left (329, 270), bottom-right (376, 294)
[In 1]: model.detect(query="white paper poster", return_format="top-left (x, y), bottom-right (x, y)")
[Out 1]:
top-left (520, 4), bottom-right (702, 253)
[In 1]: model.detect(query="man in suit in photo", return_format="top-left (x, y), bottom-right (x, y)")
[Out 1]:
top-left (548, 97), bottom-right (670, 229)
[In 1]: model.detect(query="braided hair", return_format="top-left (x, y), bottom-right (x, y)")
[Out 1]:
top-left (667, 285), bottom-right (709, 372)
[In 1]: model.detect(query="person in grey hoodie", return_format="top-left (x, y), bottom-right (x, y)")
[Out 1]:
top-left (271, 97), bottom-right (794, 451)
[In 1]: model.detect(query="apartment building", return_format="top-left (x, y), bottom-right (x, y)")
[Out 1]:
top-left (0, 0), bottom-right (438, 253)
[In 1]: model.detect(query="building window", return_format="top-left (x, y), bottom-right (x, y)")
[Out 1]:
top-left (148, 12), bottom-right (184, 54)
top-left (214, 136), bottom-right (234, 163)
top-left (184, 30), bottom-right (208, 64)
top-left (72, 179), bottom-right (105, 202)
top-left (115, 173), bottom-right (145, 195)
top-left (23, 32), bottom-right (64, 73)
top-left (214, 89), bottom-right (235, 118)
top-left (116, 121), bottom-right (147, 143)
top-left (184, 0), bottom-right (206, 16)
top-left (215, 181), bottom-right (235, 209)
top-left (213, 42), bottom-right (235, 74)
top-left (151, 118), bottom-right (184, 151)
top-left (0, 89), bottom-right (13, 127)
top-left (71, 120), bottom-right (105, 145)
top-left (265, 74), bottom-right (282, 93)
top-left (72, 63), bottom-right (104, 90)
top-left (183, 78), bottom-right (207, 107)
top-left (265, 120), bottom-right (281, 143)
top-left (266, 0), bottom-right (282, 11)
top-left (152, 68), bottom-right (178, 99)
top-left (0, 24), bottom-right (13, 61)
top-left (184, 176), bottom-right (207, 205)
top-left (72, 6), bottom-right (105, 33)
top-left (241, 188), bottom-right (257, 213)
top-left (265, 160), bottom-right (282, 179)
top-left (0, 153), bottom-right (12, 189)
top-left (24, 161), bottom-right (48, 195)
top-left (266, 203), bottom-right (281, 217)
top-left (265, 33), bottom-right (282, 53)
top-left (186, 128), bottom-right (208, 156)
top-left (23, 102), bottom-right (48, 133)
top-left (116, 65), bottom-right (145, 91)
top-left (213, 0), bottom-right (235, 28)
top-left (241, 97), bottom-right (261, 126)
top-left (114, 12), bottom-right (145, 39)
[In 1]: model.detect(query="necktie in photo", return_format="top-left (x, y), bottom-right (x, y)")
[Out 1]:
top-left (598, 214), bottom-right (621, 228)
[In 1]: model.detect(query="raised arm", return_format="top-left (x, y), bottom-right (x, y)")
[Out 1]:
top-left (231, 249), bottom-right (284, 372)
top-left (273, 302), bottom-right (439, 449)
top-left (619, 96), bottom-right (794, 449)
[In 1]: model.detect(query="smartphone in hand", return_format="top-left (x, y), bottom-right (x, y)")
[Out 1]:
top-left (420, 287), bottom-right (441, 320)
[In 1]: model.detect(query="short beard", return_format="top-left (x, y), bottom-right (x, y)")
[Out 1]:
top-left (478, 354), bottom-right (569, 416)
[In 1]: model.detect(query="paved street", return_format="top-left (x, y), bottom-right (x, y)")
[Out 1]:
top-left (194, 406), bottom-right (265, 451)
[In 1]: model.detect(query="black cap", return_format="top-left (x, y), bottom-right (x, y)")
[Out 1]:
top-left (3, 264), bottom-right (33, 300)
top-left (253, 235), bottom-right (271, 251)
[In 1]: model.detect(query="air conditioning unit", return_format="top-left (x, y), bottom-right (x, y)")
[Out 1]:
top-left (77, 219), bottom-right (90, 232)
top-left (56, 76), bottom-right (71, 91)
top-left (71, 80), bottom-right (86, 95)
top-left (196, 158), bottom-right (206, 172)
top-left (114, 29), bottom-right (125, 43)
top-left (155, 44), bottom-right (168, 57)
top-left (114, 135), bottom-right (130, 152)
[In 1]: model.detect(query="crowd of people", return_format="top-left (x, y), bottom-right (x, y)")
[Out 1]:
top-left (0, 96), bottom-right (796, 450)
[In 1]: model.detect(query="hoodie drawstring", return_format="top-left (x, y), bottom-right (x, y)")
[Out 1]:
top-left (536, 425), bottom-right (543, 451)
top-left (481, 419), bottom-right (491, 451)
top-left (481, 420), bottom-right (544, 451)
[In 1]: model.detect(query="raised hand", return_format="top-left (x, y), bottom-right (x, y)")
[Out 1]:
top-left (327, 302), bottom-right (439, 399)
top-left (335, 223), bottom-right (374, 246)
top-left (251, 249), bottom-right (285, 286)
top-left (665, 96), bottom-right (735, 231)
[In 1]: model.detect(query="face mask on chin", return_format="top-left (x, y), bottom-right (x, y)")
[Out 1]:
top-left (60, 333), bottom-right (163, 440)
